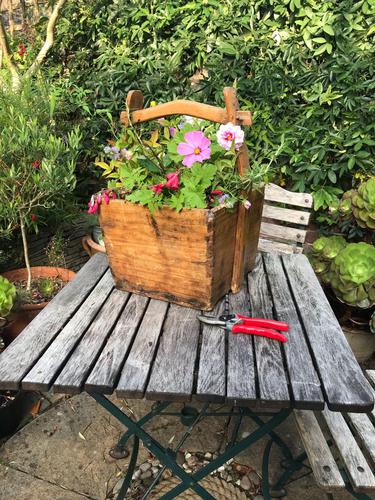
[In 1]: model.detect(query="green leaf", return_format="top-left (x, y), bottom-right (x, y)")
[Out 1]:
top-left (322, 25), bottom-right (335, 36)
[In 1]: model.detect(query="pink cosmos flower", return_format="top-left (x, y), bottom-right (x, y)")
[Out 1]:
top-left (244, 200), bottom-right (252, 210)
top-left (151, 183), bottom-right (165, 194)
top-left (165, 172), bottom-right (179, 191)
top-left (217, 122), bottom-right (245, 151)
top-left (177, 131), bottom-right (211, 167)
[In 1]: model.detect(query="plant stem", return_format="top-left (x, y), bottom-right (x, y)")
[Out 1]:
top-left (20, 216), bottom-right (32, 291)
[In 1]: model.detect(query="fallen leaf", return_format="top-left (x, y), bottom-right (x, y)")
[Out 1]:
top-left (78, 432), bottom-right (86, 441)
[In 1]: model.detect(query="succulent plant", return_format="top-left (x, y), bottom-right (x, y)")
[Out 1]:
top-left (309, 236), bottom-right (347, 284)
top-left (351, 178), bottom-right (375, 230)
top-left (39, 278), bottom-right (56, 299)
top-left (330, 242), bottom-right (375, 308)
top-left (0, 276), bottom-right (16, 319)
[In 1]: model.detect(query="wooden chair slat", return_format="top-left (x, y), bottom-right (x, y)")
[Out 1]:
top-left (146, 305), bottom-right (200, 401)
top-left (260, 222), bottom-right (307, 244)
top-left (367, 370), bottom-right (375, 388)
top-left (263, 254), bottom-right (324, 408)
top-left (322, 408), bottom-right (375, 490)
top-left (226, 282), bottom-right (257, 404)
top-left (258, 238), bottom-right (301, 254)
top-left (282, 253), bottom-right (374, 412)
top-left (347, 412), bottom-right (375, 465)
top-left (116, 299), bottom-right (168, 398)
top-left (247, 255), bottom-right (290, 407)
top-left (53, 289), bottom-right (129, 394)
top-left (22, 270), bottom-right (114, 391)
top-left (196, 300), bottom-right (227, 402)
top-left (262, 204), bottom-right (311, 226)
top-left (0, 253), bottom-right (108, 391)
top-left (294, 410), bottom-right (345, 490)
top-left (85, 294), bottom-right (149, 393)
top-left (264, 184), bottom-right (313, 208)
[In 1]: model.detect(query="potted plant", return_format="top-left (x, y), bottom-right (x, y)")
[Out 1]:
top-left (88, 88), bottom-right (270, 310)
top-left (81, 213), bottom-right (106, 256)
top-left (0, 81), bottom-right (81, 338)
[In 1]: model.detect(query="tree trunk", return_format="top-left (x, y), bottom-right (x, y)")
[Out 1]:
top-left (20, 216), bottom-right (32, 291)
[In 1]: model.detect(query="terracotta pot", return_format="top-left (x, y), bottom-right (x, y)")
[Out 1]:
top-left (343, 325), bottom-right (375, 363)
top-left (1, 266), bottom-right (76, 345)
top-left (82, 234), bottom-right (106, 257)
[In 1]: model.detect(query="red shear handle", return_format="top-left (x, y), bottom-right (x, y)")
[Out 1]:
top-left (232, 325), bottom-right (287, 343)
top-left (236, 315), bottom-right (289, 332)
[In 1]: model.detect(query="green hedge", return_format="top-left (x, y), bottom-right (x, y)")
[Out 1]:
top-left (38, 0), bottom-right (375, 211)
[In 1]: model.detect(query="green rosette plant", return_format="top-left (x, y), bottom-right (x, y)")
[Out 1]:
top-left (351, 178), bottom-right (375, 230)
top-left (0, 276), bottom-right (16, 320)
top-left (309, 236), bottom-right (347, 284)
top-left (330, 243), bottom-right (375, 309)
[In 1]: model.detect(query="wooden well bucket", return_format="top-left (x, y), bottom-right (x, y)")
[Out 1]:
top-left (99, 87), bottom-right (264, 310)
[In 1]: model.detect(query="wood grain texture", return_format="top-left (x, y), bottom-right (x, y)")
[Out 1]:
top-left (226, 282), bottom-right (257, 405)
top-left (347, 412), bottom-right (375, 465)
top-left (22, 270), bottom-right (114, 391)
top-left (0, 253), bottom-right (108, 390)
top-left (258, 239), bottom-right (299, 254)
top-left (146, 305), bottom-right (200, 400)
top-left (85, 294), bottom-right (149, 393)
top-left (283, 253), bottom-right (374, 412)
top-left (322, 408), bottom-right (375, 490)
top-left (247, 255), bottom-right (290, 407)
top-left (264, 184), bottom-right (313, 208)
top-left (196, 300), bottom-right (226, 402)
top-left (243, 188), bottom-right (265, 273)
top-left (260, 222), bottom-right (307, 244)
top-left (100, 201), bottom-right (238, 310)
top-left (294, 410), bottom-right (345, 490)
top-left (263, 253), bottom-right (323, 409)
top-left (53, 289), bottom-right (128, 394)
top-left (116, 299), bottom-right (168, 398)
top-left (262, 204), bottom-right (311, 225)
top-left (120, 100), bottom-right (252, 127)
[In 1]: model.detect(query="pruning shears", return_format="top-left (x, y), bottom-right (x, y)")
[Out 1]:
top-left (197, 313), bottom-right (289, 343)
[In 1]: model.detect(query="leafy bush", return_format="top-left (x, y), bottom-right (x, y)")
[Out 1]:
top-left (35, 0), bottom-right (374, 214)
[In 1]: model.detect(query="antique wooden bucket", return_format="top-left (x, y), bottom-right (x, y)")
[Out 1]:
top-left (99, 87), bottom-right (264, 310)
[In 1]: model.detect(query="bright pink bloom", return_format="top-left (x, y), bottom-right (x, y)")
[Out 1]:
top-left (217, 122), bottom-right (244, 151)
top-left (169, 127), bottom-right (177, 138)
top-left (151, 183), bottom-right (165, 194)
top-left (244, 200), bottom-right (252, 210)
top-left (87, 195), bottom-right (99, 214)
top-left (177, 131), bottom-right (211, 167)
top-left (18, 44), bottom-right (27, 57)
top-left (97, 193), bottom-right (102, 205)
top-left (111, 191), bottom-right (117, 199)
top-left (211, 190), bottom-right (223, 196)
top-left (103, 191), bottom-right (110, 204)
top-left (165, 172), bottom-right (179, 191)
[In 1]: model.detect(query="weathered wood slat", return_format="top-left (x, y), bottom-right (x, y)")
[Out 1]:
top-left (264, 184), bottom-right (313, 208)
top-left (196, 300), bottom-right (226, 402)
top-left (367, 370), bottom-right (375, 388)
top-left (53, 289), bottom-right (128, 394)
top-left (85, 294), bottom-right (149, 393)
top-left (22, 270), bottom-right (114, 391)
top-left (0, 254), bottom-right (108, 390)
top-left (263, 253), bottom-right (324, 409)
top-left (226, 283), bottom-right (257, 404)
top-left (258, 239), bottom-right (300, 254)
top-left (146, 305), bottom-right (200, 400)
top-left (347, 412), bottom-right (375, 465)
top-left (283, 254), bottom-right (374, 412)
top-left (294, 410), bottom-right (345, 490)
top-left (116, 300), bottom-right (169, 398)
top-left (260, 222), bottom-right (307, 244)
top-left (247, 255), bottom-right (290, 407)
top-left (322, 408), bottom-right (375, 490)
top-left (262, 204), bottom-right (311, 225)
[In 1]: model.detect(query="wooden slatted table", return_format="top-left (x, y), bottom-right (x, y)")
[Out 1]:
top-left (0, 252), bottom-right (373, 500)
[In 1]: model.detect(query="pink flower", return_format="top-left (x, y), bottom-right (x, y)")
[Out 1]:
top-left (151, 183), bottom-right (165, 194)
top-left (244, 200), bottom-right (252, 210)
top-left (111, 191), bottom-right (117, 199)
top-left (211, 190), bottom-right (223, 196)
top-left (103, 191), bottom-right (110, 204)
top-left (87, 195), bottom-right (99, 214)
top-left (32, 160), bottom-right (41, 169)
top-left (217, 122), bottom-right (244, 151)
top-left (169, 127), bottom-right (177, 138)
top-left (177, 131), bottom-right (211, 167)
top-left (97, 193), bottom-right (102, 205)
top-left (165, 171), bottom-right (179, 190)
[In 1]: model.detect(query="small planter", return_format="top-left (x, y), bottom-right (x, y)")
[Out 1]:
top-left (99, 190), bottom-right (263, 310)
top-left (1, 266), bottom-right (76, 345)
top-left (82, 233), bottom-right (106, 257)
top-left (343, 325), bottom-right (375, 363)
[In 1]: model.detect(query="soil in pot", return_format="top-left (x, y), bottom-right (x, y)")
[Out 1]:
top-left (1, 266), bottom-right (76, 345)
